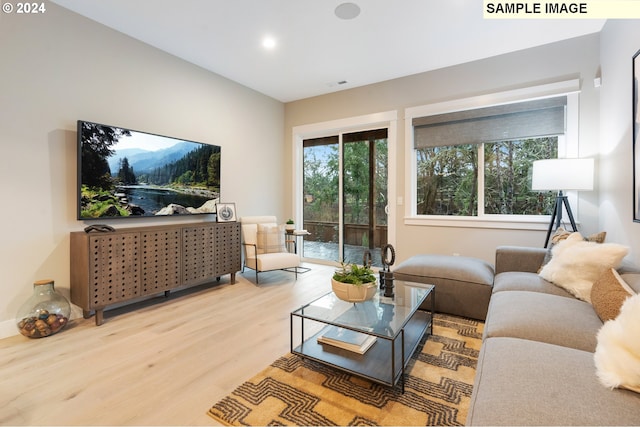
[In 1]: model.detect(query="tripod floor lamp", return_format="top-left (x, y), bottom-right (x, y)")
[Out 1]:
top-left (531, 158), bottom-right (594, 248)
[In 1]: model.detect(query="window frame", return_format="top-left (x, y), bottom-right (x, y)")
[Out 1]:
top-left (404, 79), bottom-right (581, 230)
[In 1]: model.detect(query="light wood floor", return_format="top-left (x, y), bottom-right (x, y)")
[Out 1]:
top-left (0, 262), bottom-right (335, 426)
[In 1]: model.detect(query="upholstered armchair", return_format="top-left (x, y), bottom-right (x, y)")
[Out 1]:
top-left (239, 216), bottom-right (301, 283)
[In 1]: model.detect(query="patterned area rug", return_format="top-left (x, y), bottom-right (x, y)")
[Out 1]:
top-left (208, 314), bottom-right (483, 426)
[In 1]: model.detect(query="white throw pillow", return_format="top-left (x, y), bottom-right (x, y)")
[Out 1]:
top-left (538, 232), bottom-right (628, 302)
top-left (594, 293), bottom-right (640, 394)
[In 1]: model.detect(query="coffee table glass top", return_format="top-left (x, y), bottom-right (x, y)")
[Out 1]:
top-left (291, 280), bottom-right (433, 340)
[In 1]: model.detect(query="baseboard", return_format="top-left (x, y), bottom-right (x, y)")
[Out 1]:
top-left (0, 319), bottom-right (18, 339)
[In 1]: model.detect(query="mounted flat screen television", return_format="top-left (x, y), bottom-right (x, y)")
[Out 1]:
top-left (77, 120), bottom-right (221, 220)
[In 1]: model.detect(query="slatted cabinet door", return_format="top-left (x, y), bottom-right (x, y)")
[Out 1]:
top-left (214, 222), bottom-right (241, 280)
top-left (88, 232), bottom-right (140, 325)
top-left (182, 224), bottom-right (216, 286)
top-left (140, 228), bottom-right (181, 296)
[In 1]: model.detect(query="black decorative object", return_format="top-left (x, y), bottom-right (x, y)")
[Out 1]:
top-left (84, 224), bottom-right (115, 233)
top-left (383, 271), bottom-right (395, 298)
top-left (381, 244), bottom-right (396, 298)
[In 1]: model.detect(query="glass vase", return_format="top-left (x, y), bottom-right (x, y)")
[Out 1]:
top-left (16, 279), bottom-right (70, 338)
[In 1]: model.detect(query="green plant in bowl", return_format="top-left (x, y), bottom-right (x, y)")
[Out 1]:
top-left (332, 262), bottom-right (376, 285)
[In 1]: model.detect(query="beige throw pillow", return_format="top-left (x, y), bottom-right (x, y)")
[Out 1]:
top-left (591, 268), bottom-right (635, 322)
top-left (594, 293), bottom-right (640, 394)
top-left (256, 224), bottom-right (286, 254)
top-left (538, 232), bottom-right (628, 302)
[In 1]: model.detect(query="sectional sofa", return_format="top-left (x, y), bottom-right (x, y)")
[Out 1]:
top-left (466, 244), bottom-right (640, 425)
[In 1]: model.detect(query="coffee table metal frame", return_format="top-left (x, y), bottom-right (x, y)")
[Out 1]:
top-left (290, 281), bottom-right (434, 392)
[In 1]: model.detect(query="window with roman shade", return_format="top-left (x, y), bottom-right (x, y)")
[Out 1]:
top-left (412, 96), bottom-right (566, 217)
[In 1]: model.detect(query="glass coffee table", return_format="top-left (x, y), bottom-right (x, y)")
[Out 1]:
top-left (290, 280), bottom-right (434, 392)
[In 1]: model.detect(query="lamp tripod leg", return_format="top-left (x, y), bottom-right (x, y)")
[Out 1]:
top-left (544, 198), bottom-right (560, 248)
top-left (562, 196), bottom-right (578, 232)
top-left (544, 194), bottom-right (578, 248)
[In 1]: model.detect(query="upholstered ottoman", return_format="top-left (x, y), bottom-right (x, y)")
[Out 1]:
top-left (393, 254), bottom-right (494, 320)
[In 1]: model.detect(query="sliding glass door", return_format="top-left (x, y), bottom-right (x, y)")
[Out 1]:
top-left (301, 136), bottom-right (340, 262)
top-left (302, 129), bottom-right (388, 267)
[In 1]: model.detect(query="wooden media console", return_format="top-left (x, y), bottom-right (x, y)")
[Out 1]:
top-left (70, 221), bottom-right (241, 325)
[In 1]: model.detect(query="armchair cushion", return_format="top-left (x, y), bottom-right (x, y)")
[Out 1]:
top-left (255, 252), bottom-right (300, 271)
top-left (256, 223), bottom-right (286, 254)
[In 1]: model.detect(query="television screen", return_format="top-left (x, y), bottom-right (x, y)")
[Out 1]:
top-left (77, 120), bottom-right (221, 220)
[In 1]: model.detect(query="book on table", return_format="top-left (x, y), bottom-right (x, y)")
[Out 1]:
top-left (317, 326), bottom-right (377, 354)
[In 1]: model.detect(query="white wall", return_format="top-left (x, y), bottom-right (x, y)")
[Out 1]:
top-left (0, 4), bottom-right (285, 336)
top-left (599, 21), bottom-right (640, 256)
top-left (285, 34), bottom-right (602, 266)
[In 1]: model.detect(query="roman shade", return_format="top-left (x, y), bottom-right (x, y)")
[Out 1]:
top-left (413, 96), bottom-right (567, 148)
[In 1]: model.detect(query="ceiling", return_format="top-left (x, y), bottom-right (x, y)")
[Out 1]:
top-left (51, 0), bottom-right (605, 102)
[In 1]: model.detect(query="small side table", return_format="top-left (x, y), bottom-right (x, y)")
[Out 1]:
top-left (285, 230), bottom-right (311, 273)
top-left (285, 229), bottom-right (310, 253)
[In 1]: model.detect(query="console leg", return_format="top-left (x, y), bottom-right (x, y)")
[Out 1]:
top-left (95, 309), bottom-right (104, 326)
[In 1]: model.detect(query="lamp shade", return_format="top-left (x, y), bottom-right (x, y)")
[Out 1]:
top-left (531, 158), bottom-right (594, 191)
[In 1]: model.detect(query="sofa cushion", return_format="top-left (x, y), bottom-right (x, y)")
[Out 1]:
top-left (621, 272), bottom-right (640, 294)
top-left (393, 254), bottom-right (494, 320)
top-left (483, 290), bottom-right (602, 352)
top-left (394, 254), bottom-right (494, 285)
top-left (595, 293), bottom-right (640, 394)
top-left (467, 337), bottom-right (640, 426)
top-left (493, 271), bottom-right (574, 298)
top-left (591, 268), bottom-right (635, 322)
top-left (538, 232), bottom-right (628, 302)
top-left (495, 245), bottom-right (547, 274)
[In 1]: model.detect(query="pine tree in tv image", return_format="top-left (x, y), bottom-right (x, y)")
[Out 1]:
top-left (78, 121), bottom-right (221, 219)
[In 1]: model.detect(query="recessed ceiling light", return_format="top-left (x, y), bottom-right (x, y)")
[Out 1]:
top-left (262, 36), bottom-right (277, 50)
top-left (335, 2), bottom-right (361, 20)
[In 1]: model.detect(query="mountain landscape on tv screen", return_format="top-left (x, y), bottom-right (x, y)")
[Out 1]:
top-left (107, 142), bottom-right (196, 176)
top-left (78, 121), bottom-right (221, 219)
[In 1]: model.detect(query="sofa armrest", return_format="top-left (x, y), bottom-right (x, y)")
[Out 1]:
top-left (495, 246), bottom-right (547, 275)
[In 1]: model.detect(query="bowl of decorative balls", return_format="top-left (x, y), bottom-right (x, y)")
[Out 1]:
top-left (16, 279), bottom-right (70, 338)
top-left (17, 310), bottom-right (69, 338)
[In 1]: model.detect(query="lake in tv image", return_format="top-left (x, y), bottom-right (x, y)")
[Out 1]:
top-left (78, 121), bottom-right (221, 219)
